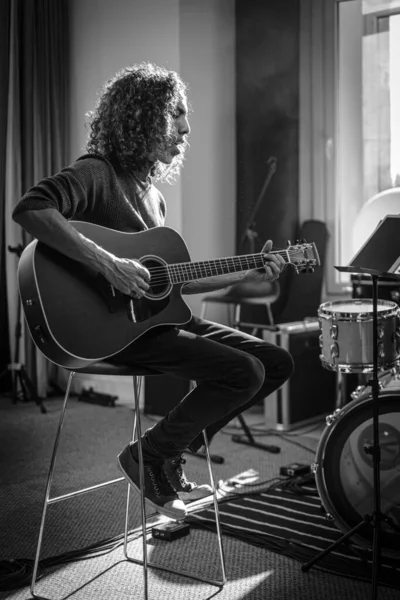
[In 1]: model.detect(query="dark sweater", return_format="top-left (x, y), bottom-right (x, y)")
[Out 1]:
top-left (12, 154), bottom-right (167, 232)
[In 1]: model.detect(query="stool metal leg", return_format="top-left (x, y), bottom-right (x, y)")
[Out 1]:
top-left (123, 375), bottom-right (149, 599)
top-left (124, 378), bottom-right (227, 593)
top-left (31, 370), bottom-right (127, 599)
top-left (123, 375), bottom-right (142, 555)
top-left (31, 371), bottom-right (76, 599)
top-left (192, 380), bottom-right (226, 585)
top-left (202, 428), bottom-right (227, 585)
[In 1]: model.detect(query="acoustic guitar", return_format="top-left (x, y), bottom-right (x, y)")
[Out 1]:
top-left (18, 221), bottom-right (320, 369)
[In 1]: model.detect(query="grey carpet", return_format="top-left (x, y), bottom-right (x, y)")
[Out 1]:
top-left (1, 395), bottom-right (399, 600)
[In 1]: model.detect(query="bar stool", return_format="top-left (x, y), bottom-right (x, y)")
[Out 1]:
top-left (30, 362), bottom-right (227, 599)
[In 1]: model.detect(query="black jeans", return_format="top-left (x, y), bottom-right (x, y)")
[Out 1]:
top-left (111, 316), bottom-right (294, 459)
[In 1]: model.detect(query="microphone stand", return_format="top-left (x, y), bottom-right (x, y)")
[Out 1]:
top-left (232, 157), bottom-right (281, 455)
top-left (239, 156), bottom-right (277, 255)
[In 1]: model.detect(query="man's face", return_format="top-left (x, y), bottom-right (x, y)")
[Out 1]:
top-left (154, 96), bottom-right (190, 165)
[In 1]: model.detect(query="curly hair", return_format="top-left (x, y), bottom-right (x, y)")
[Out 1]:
top-left (85, 63), bottom-right (189, 183)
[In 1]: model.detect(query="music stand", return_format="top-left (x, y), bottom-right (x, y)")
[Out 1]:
top-left (301, 215), bottom-right (400, 600)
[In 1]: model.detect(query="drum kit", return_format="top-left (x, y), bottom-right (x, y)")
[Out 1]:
top-left (314, 298), bottom-right (400, 559)
top-left (301, 216), bottom-right (400, 597)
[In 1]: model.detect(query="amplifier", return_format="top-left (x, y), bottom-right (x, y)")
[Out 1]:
top-left (351, 274), bottom-right (400, 305)
top-left (263, 319), bottom-right (336, 431)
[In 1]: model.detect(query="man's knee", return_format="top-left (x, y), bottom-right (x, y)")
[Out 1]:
top-left (256, 344), bottom-right (294, 385)
top-left (236, 354), bottom-right (265, 397)
top-left (278, 347), bottom-right (295, 381)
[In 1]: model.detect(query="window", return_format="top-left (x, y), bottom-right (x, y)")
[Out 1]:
top-left (299, 0), bottom-right (400, 295)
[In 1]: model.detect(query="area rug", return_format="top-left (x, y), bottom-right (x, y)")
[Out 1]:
top-left (186, 481), bottom-right (400, 590)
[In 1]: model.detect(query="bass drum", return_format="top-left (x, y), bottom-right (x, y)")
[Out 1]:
top-left (313, 377), bottom-right (400, 558)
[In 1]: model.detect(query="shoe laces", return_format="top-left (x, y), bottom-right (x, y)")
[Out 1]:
top-left (147, 463), bottom-right (175, 497)
top-left (171, 454), bottom-right (195, 489)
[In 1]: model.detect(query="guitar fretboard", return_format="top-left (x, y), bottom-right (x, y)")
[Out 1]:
top-left (158, 252), bottom-right (286, 284)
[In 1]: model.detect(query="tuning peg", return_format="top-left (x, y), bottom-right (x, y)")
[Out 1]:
top-left (301, 238), bottom-right (307, 243)
top-left (298, 266), bottom-right (315, 274)
top-left (287, 240), bottom-right (292, 246)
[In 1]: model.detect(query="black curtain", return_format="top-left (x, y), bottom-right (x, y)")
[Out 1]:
top-left (2, 0), bottom-right (69, 396)
top-left (0, 1), bottom-right (11, 392)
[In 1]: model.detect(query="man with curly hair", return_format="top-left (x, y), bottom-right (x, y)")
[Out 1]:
top-left (13, 62), bottom-right (293, 521)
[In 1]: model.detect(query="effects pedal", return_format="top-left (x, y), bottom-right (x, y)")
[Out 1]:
top-left (152, 521), bottom-right (190, 541)
top-left (279, 462), bottom-right (311, 477)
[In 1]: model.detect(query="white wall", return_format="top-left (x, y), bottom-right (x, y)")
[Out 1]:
top-left (66, 0), bottom-right (236, 399)
top-left (180, 0), bottom-right (236, 317)
top-left (69, 0), bottom-right (183, 231)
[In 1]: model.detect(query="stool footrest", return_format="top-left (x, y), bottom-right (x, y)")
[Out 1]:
top-left (48, 477), bottom-right (125, 505)
top-left (126, 555), bottom-right (226, 587)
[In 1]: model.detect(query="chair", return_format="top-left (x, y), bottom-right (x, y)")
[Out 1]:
top-left (200, 280), bottom-right (280, 332)
top-left (30, 362), bottom-right (227, 599)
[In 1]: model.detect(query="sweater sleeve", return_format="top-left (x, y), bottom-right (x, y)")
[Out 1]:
top-left (12, 155), bottom-right (114, 221)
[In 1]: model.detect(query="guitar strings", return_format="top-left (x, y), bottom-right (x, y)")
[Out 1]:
top-left (146, 249), bottom-right (309, 275)
top-left (147, 251), bottom-right (309, 273)
top-left (146, 249), bottom-right (313, 285)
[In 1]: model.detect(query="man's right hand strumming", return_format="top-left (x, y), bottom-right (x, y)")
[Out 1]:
top-left (102, 257), bottom-right (151, 299)
top-left (13, 207), bottom-right (151, 299)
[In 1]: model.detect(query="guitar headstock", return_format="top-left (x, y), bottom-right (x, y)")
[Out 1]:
top-left (285, 239), bottom-right (320, 274)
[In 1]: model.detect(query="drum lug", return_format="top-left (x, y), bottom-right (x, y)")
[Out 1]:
top-left (391, 290), bottom-right (400, 302)
top-left (326, 408), bottom-right (341, 426)
top-left (330, 324), bottom-right (338, 340)
top-left (330, 343), bottom-right (339, 359)
top-left (311, 462), bottom-right (318, 474)
top-left (351, 385), bottom-right (366, 401)
top-left (378, 342), bottom-right (385, 358)
top-left (392, 330), bottom-right (400, 352)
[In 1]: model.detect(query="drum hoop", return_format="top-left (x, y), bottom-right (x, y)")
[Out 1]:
top-left (314, 391), bottom-right (400, 556)
top-left (318, 301), bottom-right (399, 321)
top-left (320, 359), bottom-right (400, 374)
top-left (317, 389), bottom-right (400, 450)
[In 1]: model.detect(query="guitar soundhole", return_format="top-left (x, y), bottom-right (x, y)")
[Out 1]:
top-left (141, 256), bottom-right (172, 300)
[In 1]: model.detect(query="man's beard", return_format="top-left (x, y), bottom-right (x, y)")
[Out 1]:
top-left (153, 138), bottom-right (189, 184)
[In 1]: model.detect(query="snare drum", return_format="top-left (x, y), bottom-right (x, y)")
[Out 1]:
top-left (318, 299), bottom-right (400, 373)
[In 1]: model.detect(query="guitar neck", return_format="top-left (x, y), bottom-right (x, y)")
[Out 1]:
top-left (165, 251), bottom-right (284, 284)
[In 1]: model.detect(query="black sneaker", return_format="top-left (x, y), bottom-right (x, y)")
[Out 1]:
top-left (117, 442), bottom-right (187, 520)
top-left (164, 454), bottom-right (213, 503)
